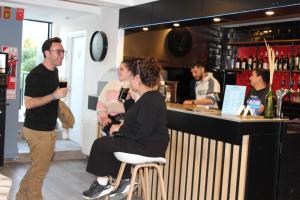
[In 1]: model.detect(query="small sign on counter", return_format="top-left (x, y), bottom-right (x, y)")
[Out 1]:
top-left (222, 85), bottom-right (246, 115)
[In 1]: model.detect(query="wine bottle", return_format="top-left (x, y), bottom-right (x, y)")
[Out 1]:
top-left (278, 51), bottom-right (284, 70)
top-left (235, 56), bottom-right (241, 69)
top-left (289, 53), bottom-right (294, 70)
top-left (295, 79), bottom-right (300, 103)
top-left (283, 53), bottom-right (289, 70)
top-left (274, 51), bottom-right (279, 70)
top-left (264, 86), bottom-right (275, 118)
top-left (252, 55), bottom-right (257, 70)
top-left (258, 52), bottom-right (264, 69)
top-left (263, 51), bottom-right (269, 69)
top-left (247, 52), bottom-right (253, 70)
top-left (295, 51), bottom-right (299, 70)
top-left (241, 57), bottom-right (247, 70)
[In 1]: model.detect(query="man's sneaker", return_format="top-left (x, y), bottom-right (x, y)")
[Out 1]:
top-left (109, 179), bottom-right (137, 200)
top-left (82, 180), bottom-right (114, 199)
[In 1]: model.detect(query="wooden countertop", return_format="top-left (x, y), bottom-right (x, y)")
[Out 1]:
top-left (167, 103), bottom-right (288, 123)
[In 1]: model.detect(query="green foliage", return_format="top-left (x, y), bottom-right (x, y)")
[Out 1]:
top-left (21, 38), bottom-right (37, 72)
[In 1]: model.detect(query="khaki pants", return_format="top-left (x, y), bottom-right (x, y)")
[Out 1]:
top-left (0, 173), bottom-right (12, 200)
top-left (16, 127), bottom-right (56, 200)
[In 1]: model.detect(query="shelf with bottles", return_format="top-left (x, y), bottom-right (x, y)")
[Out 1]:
top-left (226, 39), bottom-right (300, 46)
top-left (224, 43), bottom-right (300, 71)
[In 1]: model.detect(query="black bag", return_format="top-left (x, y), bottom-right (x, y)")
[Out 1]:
top-left (102, 113), bottom-right (125, 134)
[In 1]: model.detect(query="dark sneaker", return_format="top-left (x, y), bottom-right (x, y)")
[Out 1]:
top-left (82, 180), bottom-right (114, 199)
top-left (109, 179), bottom-right (136, 200)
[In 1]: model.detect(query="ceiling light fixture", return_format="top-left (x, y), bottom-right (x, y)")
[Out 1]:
top-left (173, 23), bottom-right (180, 27)
top-left (213, 17), bottom-right (221, 22)
top-left (265, 10), bottom-right (275, 16)
top-left (142, 27), bottom-right (149, 31)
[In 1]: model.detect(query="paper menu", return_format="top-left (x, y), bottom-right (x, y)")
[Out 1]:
top-left (221, 85), bottom-right (246, 115)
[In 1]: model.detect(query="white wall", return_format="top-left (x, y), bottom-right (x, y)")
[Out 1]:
top-left (56, 7), bottom-right (120, 154)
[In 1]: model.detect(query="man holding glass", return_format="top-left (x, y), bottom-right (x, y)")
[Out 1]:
top-left (16, 37), bottom-right (68, 200)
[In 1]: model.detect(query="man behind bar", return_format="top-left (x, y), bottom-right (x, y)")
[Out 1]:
top-left (183, 63), bottom-right (220, 108)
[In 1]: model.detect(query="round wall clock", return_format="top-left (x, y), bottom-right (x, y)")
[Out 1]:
top-left (90, 31), bottom-right (108, 61)
top-left (165, 28), bottom-right (192, 57)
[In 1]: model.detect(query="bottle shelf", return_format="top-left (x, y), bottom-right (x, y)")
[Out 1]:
top-left (225, 69), bottom-right (300, 72)
top-left (227, 39), bottom-right (300, 46)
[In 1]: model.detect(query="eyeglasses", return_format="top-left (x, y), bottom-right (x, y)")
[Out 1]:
top-left (49, 49), bottom-right (66, 56)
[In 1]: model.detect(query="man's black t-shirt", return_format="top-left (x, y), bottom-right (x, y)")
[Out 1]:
top-left (24, 64), bottom-right (59, 131)
top-left (245, 87), bottom-right (269, 115)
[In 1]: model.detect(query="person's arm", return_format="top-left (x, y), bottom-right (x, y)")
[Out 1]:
top-left (194, 78), bottom-right (220, 106)
top-left (96, 84), bottom-right (110, 126)
top-left (97, 81), bottom-right (122, 126)
top-left (258, 104), bottom-right (265, 114)
top-left (25, 87), bottom-right (67, 109)
top-left (183, 100), bottom-right (193, 105)
top-left (193, 97), bottom-right (215, 105)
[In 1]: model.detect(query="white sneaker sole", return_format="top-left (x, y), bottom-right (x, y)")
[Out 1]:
top-left (83, 186), bottom-right (114, 200)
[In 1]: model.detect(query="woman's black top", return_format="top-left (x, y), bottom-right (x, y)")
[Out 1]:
top-left (118, 90), bottom-right (169, 144)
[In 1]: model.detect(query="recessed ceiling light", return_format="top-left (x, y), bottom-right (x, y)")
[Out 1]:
top-left (173, 23), bottom-right (180, 27)
top-left (213, 17), bottom-right (221, 22)
top-left (142, 27), bottom-right (149, 31)
top-left (265, 10), bottom-right (275, 16)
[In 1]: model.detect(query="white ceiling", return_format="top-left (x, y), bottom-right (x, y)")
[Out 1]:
top-left (0, 0), bottom-right (157, 23)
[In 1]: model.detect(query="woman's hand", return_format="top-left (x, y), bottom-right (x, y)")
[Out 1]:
top-left (100, 115), bottom-right (111, 127)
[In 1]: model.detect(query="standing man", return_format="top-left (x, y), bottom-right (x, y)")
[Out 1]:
top-left (16, 37), bottom-right (68, 200)
top-left (245, 68), bottom-right (270, 115)
top-left (183, 63), bottom-right (220, 108)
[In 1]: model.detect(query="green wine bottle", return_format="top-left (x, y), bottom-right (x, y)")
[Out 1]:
top-left (264, 85), bottom-right (275, 118)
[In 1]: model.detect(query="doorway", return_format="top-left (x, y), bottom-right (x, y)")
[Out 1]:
top-left (65, 32), bottom-right (86, 145)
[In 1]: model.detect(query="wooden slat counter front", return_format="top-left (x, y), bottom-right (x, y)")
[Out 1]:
top-left (146, 103), bottom-right (287, 200)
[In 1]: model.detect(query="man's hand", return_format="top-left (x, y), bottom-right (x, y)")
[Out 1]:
top-left (52, 87), bottom-right (68, 100)
top-left (183, 100), bottom-right (193, 105)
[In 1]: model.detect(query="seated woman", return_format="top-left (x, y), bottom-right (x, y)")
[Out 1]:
top-left (96, 60), bottom-right (135, 135)
top-left (83, 58), bottom-right (170, 200)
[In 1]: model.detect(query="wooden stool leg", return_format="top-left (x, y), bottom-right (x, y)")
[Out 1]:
top-left (103, 163), bottom-right (126, 200)
top-left (154, 164), bottom-right (167, 200)
top-left (139, 169), bottom-right (147, 200)
top-left (113, 162), bottom-right (126, 188)
top-left (127, 165), bottom-right (139, 200)
top-left (144, 167), bottom-right (150, 200)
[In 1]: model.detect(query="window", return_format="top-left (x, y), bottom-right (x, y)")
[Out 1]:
top-left (20, 20), bottom-right (52, 105)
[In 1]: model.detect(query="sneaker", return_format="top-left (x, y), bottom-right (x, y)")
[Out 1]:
top-left (109, 179), bottom-right (131, 200)
top-left (109, 179), bottom-right (136, 200)
top-left (82, 180), bottom-right (114, 199)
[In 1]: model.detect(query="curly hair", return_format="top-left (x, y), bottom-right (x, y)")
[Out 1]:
top-left (129, 57), bottom-right (162, 88)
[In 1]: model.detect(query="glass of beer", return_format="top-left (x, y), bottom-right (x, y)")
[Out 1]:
top-left (118, 87), bottom-right (129, 102)
top-left (59, 77), bottom-right (68, 88)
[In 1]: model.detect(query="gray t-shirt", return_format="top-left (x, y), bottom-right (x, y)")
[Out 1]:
top-left (194, 73), bottom-right (220, 108)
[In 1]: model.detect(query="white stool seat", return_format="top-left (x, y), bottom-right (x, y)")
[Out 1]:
top-left (114, 152), bottom-right (166, 165)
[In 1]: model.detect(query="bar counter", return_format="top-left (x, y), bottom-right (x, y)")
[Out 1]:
top-left (146, 103), bottom-right (287, 200)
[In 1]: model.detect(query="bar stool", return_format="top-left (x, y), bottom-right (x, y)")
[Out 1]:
top-left (113, 152), bottom-right (167, 200)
